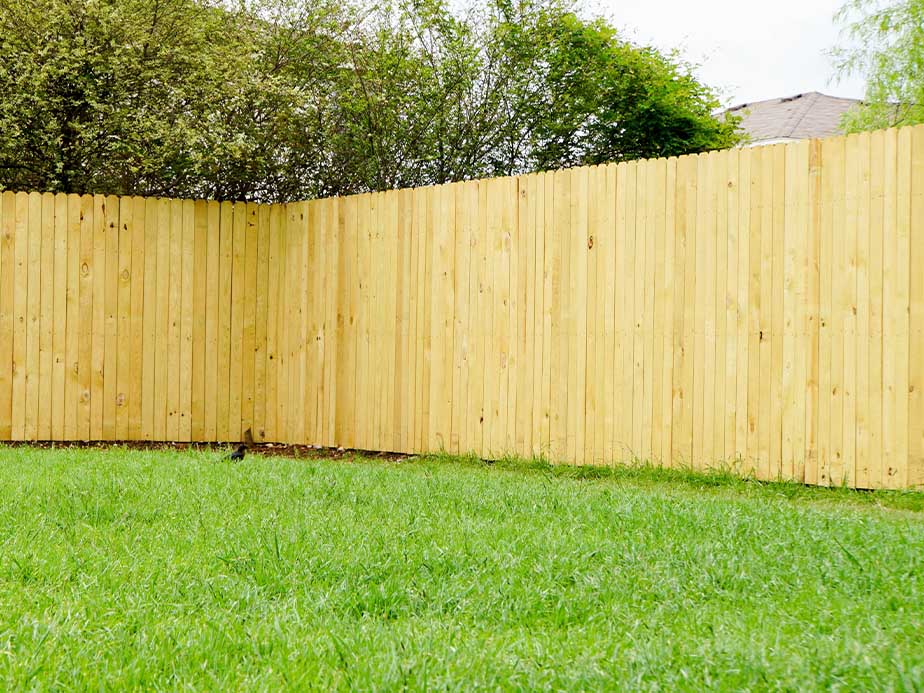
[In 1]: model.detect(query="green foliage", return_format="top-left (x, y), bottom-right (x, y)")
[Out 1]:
top-left (833, 0), bottom-right (924, 132)
top-left (0, 0), bottom-right (740, 201)
top-left (0, 446), bottom-right (922, 688)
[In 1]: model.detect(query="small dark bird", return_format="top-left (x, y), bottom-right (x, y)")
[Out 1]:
top-left (226, 443), bottom-right (247, 462)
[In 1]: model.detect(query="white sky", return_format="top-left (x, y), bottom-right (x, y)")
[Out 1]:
top-left (593, 0), bottom-right (867, 107)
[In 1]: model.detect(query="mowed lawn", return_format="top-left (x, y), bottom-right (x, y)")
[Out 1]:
top-left (0, 447), bottom-right (923, 690)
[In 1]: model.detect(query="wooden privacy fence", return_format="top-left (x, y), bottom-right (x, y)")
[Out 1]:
top-left (0, 125), bottom-right (923, 489)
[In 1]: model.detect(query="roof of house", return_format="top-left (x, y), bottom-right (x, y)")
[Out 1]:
top-left (724, 91), bottom-right (862, 144)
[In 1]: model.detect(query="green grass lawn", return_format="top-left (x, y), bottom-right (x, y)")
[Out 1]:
top-left (1, 446), bottom-right (923, 691)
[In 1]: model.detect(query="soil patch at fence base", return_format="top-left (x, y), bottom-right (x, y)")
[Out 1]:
top-left (0, 440), bottom-right (412, 462)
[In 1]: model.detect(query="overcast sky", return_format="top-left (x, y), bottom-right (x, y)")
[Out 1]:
top-left (594, 0), bottom-right (867, 107)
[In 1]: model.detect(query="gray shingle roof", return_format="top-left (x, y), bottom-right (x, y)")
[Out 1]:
top-left (724, 92), bottom-right (862, 144)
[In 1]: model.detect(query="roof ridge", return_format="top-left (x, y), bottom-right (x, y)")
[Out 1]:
top-left (783, 91), bottom-right (820, 138)
top-left (725, 90), bottom-right (861, 113)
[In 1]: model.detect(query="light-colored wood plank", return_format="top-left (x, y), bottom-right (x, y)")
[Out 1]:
top-left (89, 194), bottom-right (106, 440)
top-left (150, 197), bottom-right (168, 439)
top-left (229, 202), bottom-right (246, 441)
top-left (354, 195), bottom-right (370, 449)
top-left (363, 194), bottom-right (378, 449)
top-left (817, 140), bottom-right (836, 485)
top-left (867, 132), bottom-right (885, 489)
top-left (619, 162), bottom-right (637, 461)
top-left (551, 170), bottom-right (570, 461)
top-left (75, 195), bottom-right (95, 440)
top-left (769, 145), bottom-right (786, 478)
top-left (515, 176), bottom-right (532, 458)
top-left (710, 150), bottom-right (728, 466)
top-left (51, 194), bottom-right (68, 439)
top-left (756, 148), bottom-right (775, 479)
top-left (659, 158), bottom-right (677, 465)
top-left (216, 202), bottom-right (233, 441)
top-left (841, 134), bottom-right (860, 484)
top-left (38, 193), bottom-right (54, 439)
top-left (504, 178), bottom-right (519, 457)
top-left (670, 156), bottom-right (689, 466)
top-left (264, 204), bottom-right (281, 442)
top-left (886, 126), bottom-right (911, 487)
top-left (254, 204), bottom-right (270, 442)
top-left (575, 167), bottom-right (603, 464)
top-left (484, 180), bottom-right (503, 456)
top-left (387, 194), bottom-right (401, 450)
top-left (746, 149), bottom-right (763, 472)
top-left (701, 152), bottom-right (720, 468)
top-left (468, 181), bottom-right (488, 456)
top-left (128, 197), bottom-right (145, 440)
top-left (908, 124), bottom-right (924, 488)
top-left (203, 201), bottom-right (220, 440)
top-left (324, 199), bottom-right (341, 447)
top-left (12, 193), bottom-right (30, 439)
top-left (274, 203), bottom-right (290, 444)
top-left (151, 199), bottom-right (170, 439)
top-left (100, 196), bottom-right (119, 440)
top-left (0, 192), bottom-right (14, 439)
top-left (313, 198), bottom-right (328, 445)
top-left (303, 199), bottom-right (318, 445)
top-left (453, 182), bottom-right (475, 454)
top-left (191, 200), bottom-right (208, 441)
top-left (781, 142), bottom-right (804, 480)
top-left (241, 203), bottom-right (257, 440)
top-left (632, 160), bottom-right (648, 461)
top-left (735, 149), bottom-right (752, 463)
top-left (497, 179), bottom-right (514, 456)
top-left (334, 197), bottom-right (356, 448)
top-left (649, 158), bottom-right (667, 464)
top-left (177, 200), bottom-right (194, 441)
top-left (421, 188), bottom-right (435, 453)
top-left (283, 202), bottom-right (298, 445)
top-left (570, 167), bottom-right (588, 463)
top-left (164, 199), bottom-right (182, 440)
top-left (677, 155), bottom-right (698, 467)
top-left (587, 166), bottom-right (614, 464)
top-left (692, 154), bottom-right (709, 469)
top-left (804, 141), bottom-right (823, 485)
top-left (366, 195), bottom-right (380, 448)
top-left (393, 190), bottom-right (411, 452)
top-left (789, 141), bottom-right (810, 483)
top-left (828, 138), bottom-right (847, 485)
top-left (723, 150), bottom-right (739, 463)
top-left (577, 166), bottom-right (603, 464)
top-left (854, 133), bottom-right (873, 488)
top-left (140, 198), bottom-right (157, 440)
top-left (601, 165), bottom-right (618, 463)
top-left (62, 195), bottom-right (81, 440)
top-left (116, 196), bottom-right (132, 439)
top-left (540, 173), bottom-right (554, 458)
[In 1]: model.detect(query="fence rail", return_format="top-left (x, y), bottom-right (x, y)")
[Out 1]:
top-left (1, 125), bottom-right (923, 489)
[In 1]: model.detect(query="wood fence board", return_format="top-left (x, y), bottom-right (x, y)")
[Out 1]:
top-left (116, 196), bottom-right (132, 439)
top-left (0, 193), bottom-right (13, 438)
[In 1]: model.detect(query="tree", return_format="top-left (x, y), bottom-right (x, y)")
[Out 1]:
top-left (0, 0), bottom-right (740, 200)
top-left (0, 0), bottom-right (347, 200)
top-left (323, 0), bottom-right (740, 190)
top-left (832, 0), bottom-right (924, 132)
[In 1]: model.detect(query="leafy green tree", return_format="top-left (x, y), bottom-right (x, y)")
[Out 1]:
top-left (0, 0), bottom-right (740, 200)
top-left (833, 0), bottom-right (924, 132)
top-left (0, 0), bottom-right (346, 200)
top-left (324, 0), bottom-right (739, 190)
